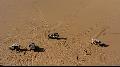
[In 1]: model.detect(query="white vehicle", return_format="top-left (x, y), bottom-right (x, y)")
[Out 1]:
top-left (91, 38), bottom-right (108, 47)
top-left (9, 43), bottom-right (20, 51)
top-left (48, 33), bottom-right (59, 39)
top-left (91, 38), bottom-right (101, 45)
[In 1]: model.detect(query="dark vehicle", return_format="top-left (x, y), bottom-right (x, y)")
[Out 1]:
top-left (28, 43), bottom-right (45, 52)
top-left (29, 43), bottom-right (36, 51)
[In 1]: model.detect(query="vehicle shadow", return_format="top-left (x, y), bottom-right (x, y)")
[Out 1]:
top-left (33, 46), bottom-right (45, 52)
top-left (56, 37), bottom-right (67, 40)
top-left (19, 46), bottom-right (45, 52)
top-left (99, 43), bottom-right (109, 47)
top-left (19, 48), bottom-right (28, 52)
top-left (48, 37), bottom-right (67, 40)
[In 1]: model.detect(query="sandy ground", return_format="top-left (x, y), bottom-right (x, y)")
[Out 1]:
top-left (0, 0), bottom-right (120, 66)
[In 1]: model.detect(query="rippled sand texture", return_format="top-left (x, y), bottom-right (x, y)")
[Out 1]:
top-left (0, 0), bottom-right (120, 66)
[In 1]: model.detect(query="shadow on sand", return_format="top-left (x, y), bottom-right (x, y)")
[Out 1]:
top-left (33, 46), bottom-right (45, 52)
top-left (18, 46), bottom-right (45, 53)
top-left (56, 37), bottom-right (67, 40)
top-left (48, 37), bottom-right (67, 40)
top-left (19, 48), bottom-right (28, 52)
top-left (99, 43), bottom-right (109, 47)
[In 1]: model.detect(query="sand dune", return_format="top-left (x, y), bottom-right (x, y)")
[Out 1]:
top-left (0, 0), bottom-right (120, 66)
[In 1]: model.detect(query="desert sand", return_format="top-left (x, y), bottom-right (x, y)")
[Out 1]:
top-left (0, 0), bottom-right (120, 66)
